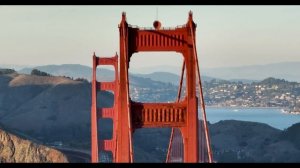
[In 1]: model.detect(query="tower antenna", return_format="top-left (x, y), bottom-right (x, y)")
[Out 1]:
top-left (156, 7), bottom-right (158, 20)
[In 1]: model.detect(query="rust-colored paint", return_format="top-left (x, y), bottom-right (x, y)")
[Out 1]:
top-left (91, 54), bottom-right (118, 162)
top-left (91, 11), bottom-right (213, 163)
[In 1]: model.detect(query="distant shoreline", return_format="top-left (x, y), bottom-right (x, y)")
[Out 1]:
top-left (205, 106), bottom-right (300, 115)
top-left (205, 106), bottom-right (282, 110)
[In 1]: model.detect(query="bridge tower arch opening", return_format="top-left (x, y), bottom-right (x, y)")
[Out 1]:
top-left (129, 52), bottom-right (185, 103)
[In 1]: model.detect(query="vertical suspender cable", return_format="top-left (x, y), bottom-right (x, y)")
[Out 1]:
top-left (166, 61), bottom-right (185, 162)
top-left (113, 54), bottom-right (118, 162)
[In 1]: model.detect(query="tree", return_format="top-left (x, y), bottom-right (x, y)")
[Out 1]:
top-left (0, 68), bottom-right (16, 75)
top-left (30, 69), bottom-right (51, 76)
top-left (74, 77), bottom-right (89, 83)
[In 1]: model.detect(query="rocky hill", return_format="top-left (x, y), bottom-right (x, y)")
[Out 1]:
top-left (0, 128), bottom-right (68, 163)
top-left (0, 72), bottom-right (95, 146)
top-left (0, 71), bottom-right (173, 159)
top-left (210, 120), bottom-right (290, 162)
top-left (133, 120), bottom-right (300, 163)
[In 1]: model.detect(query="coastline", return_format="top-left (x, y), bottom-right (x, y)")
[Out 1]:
top-left (205, 106), bottom-right (282, 110)
top-left (205, 106), bottom-right (300, 115)
top-left (280, 108), bottom-right (300, 115)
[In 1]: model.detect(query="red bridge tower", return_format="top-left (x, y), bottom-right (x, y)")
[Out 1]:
top-left (91, 11), bottom-right (213, 163)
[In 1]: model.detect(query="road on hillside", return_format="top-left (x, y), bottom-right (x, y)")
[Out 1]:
top-left (54, 147), bottom-right (91, 163)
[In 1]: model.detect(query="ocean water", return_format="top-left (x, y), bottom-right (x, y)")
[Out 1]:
top-left (204, 107), bottom-right (300, 130)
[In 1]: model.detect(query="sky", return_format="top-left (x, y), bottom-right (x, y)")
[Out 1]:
top-left (0, 5), bottom-right (300, 69)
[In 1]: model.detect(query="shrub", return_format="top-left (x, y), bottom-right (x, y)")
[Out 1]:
top-left (74, 77), bottom-right (89, 83)
top-left (30, 69), bottom-right (51, 76)
top-left (0, 68), bottom-right (16, 75)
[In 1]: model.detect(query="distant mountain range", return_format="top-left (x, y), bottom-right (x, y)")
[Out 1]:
top-left (17, 64), bottom-right (217, 85)
top-left (129, 65), bottom-right (182, 75)
top-left (134, 72), bottom-right (216, 85)
top-left (0, 64), bottom-right (35, 71)
top-left (130, 62), bottom-right (300, 83)
top-left (3, 61), bottom-right (300, 84)
top-left (202, 62), bottom-right (300, 83)
top-left (19, 64), bottom-right (114, 82)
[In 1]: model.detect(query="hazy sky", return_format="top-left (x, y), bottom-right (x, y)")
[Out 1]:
top-left (1, 5), bottom-right (300, 69)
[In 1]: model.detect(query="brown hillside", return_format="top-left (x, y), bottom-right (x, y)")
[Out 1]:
top-left (9, 74), bottom-right (80, 87)
top-left (0, 128), bottom-right (68, 163)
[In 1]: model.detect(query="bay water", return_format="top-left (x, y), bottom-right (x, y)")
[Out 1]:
top-left (204, 107), bottom-right (300, 130)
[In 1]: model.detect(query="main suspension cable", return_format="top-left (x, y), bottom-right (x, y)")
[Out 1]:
top-left (189, 22), bottom-right (213, 163)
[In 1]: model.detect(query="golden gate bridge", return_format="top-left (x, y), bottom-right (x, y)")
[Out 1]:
top-left (91, 11), bottom-right (213, 163)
